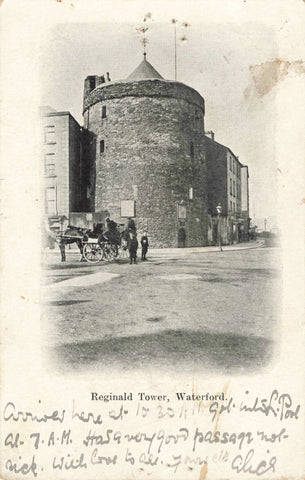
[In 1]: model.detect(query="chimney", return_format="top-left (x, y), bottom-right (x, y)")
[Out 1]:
top-left (205, 130), bottom-right (215, 141)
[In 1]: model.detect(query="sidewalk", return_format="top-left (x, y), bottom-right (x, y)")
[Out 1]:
top-left (148, 240), bottom-right (265, 258)
top-left (45, 239), bottom-right (265, 260)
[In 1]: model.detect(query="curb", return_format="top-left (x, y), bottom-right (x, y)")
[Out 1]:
top-left (45, 241), bottom-right (265, 259)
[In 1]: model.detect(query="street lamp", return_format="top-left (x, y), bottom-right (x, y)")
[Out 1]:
top-left (216, 204), bottom-right (223, 251)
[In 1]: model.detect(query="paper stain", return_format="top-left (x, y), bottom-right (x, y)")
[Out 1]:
top-left (20, 296), bottom-right (26, 300)
top-left (191, 376), bottom-right (230, 435)
top-left (277, 168), bottom-right (282, 174)
top-left (245, 59), bottom-right (305, 98)
top-left (300, 198), bottom-right (305, 205)
top-left (199, 462), bottom-right (208, 480)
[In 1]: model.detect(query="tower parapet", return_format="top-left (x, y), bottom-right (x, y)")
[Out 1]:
top-left (83, 73), bottom-right (111, 112)
top-left (83, 79), bottom-right (205, 117)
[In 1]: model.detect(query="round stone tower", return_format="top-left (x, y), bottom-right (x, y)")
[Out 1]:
top-left (83, 55), bottom-right (209, 247)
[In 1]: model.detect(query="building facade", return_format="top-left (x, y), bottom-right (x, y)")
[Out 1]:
top-left (205, 135), bottom-right (249, 244)
top-left (41, 106), bottom-right (82, 227)
top-left (241, 165), bottom-right (250, 240)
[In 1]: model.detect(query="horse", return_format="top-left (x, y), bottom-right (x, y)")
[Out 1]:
top-left (41, 220), bottom-right (57, 262)
top-left (55, 226), bottom-right (89, 262)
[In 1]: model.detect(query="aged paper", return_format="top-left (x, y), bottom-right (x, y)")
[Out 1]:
top-left (0, 0), bottom-right (304, 479)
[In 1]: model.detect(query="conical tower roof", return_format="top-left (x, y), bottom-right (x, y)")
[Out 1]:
top-left (127, 55), bottom-right (164, 80)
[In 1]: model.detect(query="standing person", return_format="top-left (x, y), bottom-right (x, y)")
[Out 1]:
top-left (128, 232), bottom-right (138, 264)
top-left (141, 231), bottom-right (149, 261)
top-left (127, 217), bottom-right (136, 234)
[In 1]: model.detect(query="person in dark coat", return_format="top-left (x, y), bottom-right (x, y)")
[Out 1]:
top-left (141, 231), bottom-right (149, 261)
top-left (128, 232), bottom-right (138, 264)
top-left (127, 217), bottom-right (136, 234)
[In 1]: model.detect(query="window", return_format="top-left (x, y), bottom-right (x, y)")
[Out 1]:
top-left (233, 203), bottom-right (235, 212)
top-left (44, 154), bottom-right (55, 176)
top-left (178, 204), bottom-right (186, 219)
top-left (132, 185), bottom-right (138, 199)
top-left (233, 180), bottom-right (236, 197)
top-left (230, 201), bottom-right (232, 211)
top-left (190, 142), bottom-right (194, 159)
top-left (230, 178), bottom-right (232, 195)
top-left (100, 140), bottom-right (105, 154)
top-left (233, 160), bottom-right (235, 174)
top-left (230, 157), bottom-right (232, 171)
top-left (102, 106), bottom-right (107, 119)
top-left (44, 125), bottom-right (55, 143)
top-left (45, 187), bottom-right (56, 214)
top-left (189, 187), bottom-right (194, 200)
top-left (89, 77), bottom-right (96, 91)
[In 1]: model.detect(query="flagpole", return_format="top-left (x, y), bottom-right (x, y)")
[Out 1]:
top-left (174, 21), bottom-right (177, 81)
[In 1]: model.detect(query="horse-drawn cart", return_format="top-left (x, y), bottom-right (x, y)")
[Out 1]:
top-left (55, 224), bottom-right (127, 263)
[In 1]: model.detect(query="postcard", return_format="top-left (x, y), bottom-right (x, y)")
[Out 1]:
top-left (0, 0), bottom-right (304, 479)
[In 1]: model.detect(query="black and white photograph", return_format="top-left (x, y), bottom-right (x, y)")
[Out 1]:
top-left (1, 0), bottom-right (304, 479)
top-left (41, 15), bottom-right (280, 375)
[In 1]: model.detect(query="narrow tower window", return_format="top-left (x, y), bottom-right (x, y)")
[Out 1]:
top-left (102, 106), bottom-right (106, 119)
top-left (100, 140), bottom-right (105, 154)
top-left (89, 77), bottom-right (96, 91)
top-left (190, 142), bottom-right (194, 159)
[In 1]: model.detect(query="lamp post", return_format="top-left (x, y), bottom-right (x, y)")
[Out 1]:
top-left (216, 204), bottom-right (223, 251)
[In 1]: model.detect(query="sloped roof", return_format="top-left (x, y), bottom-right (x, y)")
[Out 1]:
top-left (127, 55), bottom-right (164, 80)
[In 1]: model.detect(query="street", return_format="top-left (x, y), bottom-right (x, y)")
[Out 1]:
top-left (42, 244), bottom-right (280, 375)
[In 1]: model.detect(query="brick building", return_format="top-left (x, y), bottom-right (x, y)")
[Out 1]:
top-left (241, 165), bottom-right (250, 240)
top-left (205, 135), bottom-right (250, 244)
top-left (81, 55), bottom-right (250, 247)
top-left (41, 106), bottom-right (82, 227)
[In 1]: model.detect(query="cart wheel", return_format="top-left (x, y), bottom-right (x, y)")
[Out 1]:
top-left (111, 244), bottom-right (119, 258)
top-left (83, 243), bottom-right (103, 263)
top-left (102, 243), bottom-right (116, 262)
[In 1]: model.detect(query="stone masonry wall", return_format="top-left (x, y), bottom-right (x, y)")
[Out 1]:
top-left (85, 80), bottom-right (208, 247)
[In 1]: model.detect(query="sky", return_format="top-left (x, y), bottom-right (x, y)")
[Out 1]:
top-left (36, 1), bottom-right (305, 227)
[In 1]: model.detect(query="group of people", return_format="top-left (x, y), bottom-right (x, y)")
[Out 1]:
top-left (99, 217), bottom-right (149, 264)
top-left (126, 218), bottom-right (149, 264)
